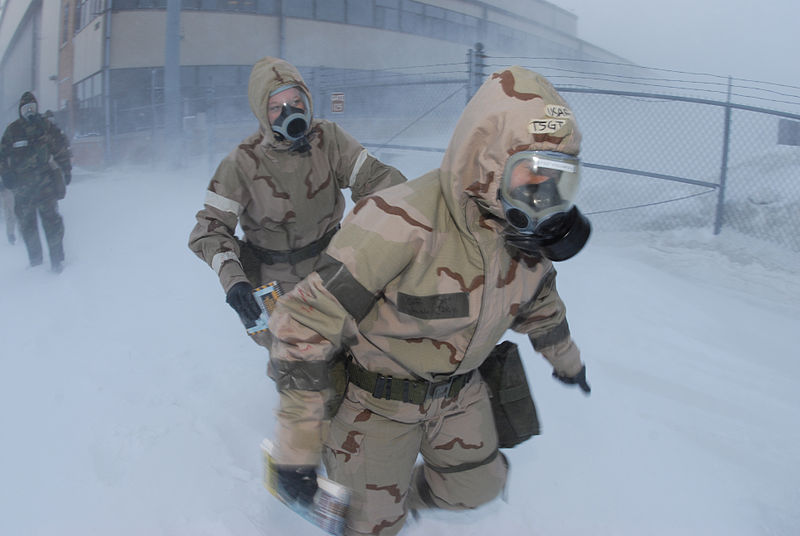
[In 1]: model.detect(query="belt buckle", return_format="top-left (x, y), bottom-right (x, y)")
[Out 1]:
top-left (428, 377), bottom-right (454, 400)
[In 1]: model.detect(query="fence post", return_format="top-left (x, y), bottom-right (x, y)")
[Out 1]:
top-left (151, 68), bottom-right (158, 159)
top-left (714, 76), bottom-right (733, 235)
top-left (206, 84), bottom-right (215, 173)
top-left (466, 42), bottom-right (485, 103)
top-left (311, 67), bottom-right (323, 120)
top-left (466, 47), bottom-right (473, 105)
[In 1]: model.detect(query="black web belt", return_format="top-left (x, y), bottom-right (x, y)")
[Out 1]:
top-left (249, 224), bottom-right (340, 265)
top-left (346, 357), bottom-right (473, 405)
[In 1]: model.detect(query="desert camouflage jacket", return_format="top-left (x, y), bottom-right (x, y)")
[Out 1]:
top-left (188, 57), bottom-right (406, 293)
top-left (0, 114), bottom-right (71, 202)
top-left (268, 66), bottom-right (586, 466)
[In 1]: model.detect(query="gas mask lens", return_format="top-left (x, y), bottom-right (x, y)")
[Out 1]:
top-left (21, 102), bottom-right (37, 120)
top-left (268, 85), bottom-right (311, 142)
top-left (500, 151), bottom-right (580, 234)
top-left (499, 150), bottom-right (590, 261)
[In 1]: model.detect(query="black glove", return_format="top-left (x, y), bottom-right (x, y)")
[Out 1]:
top-left (276, 465), bottom-right (318, 505)
top-left (553, 365), bottom-right (591, 394)
top-left (63, 169), bottom-right (71, 185)
top-left (225, 281), bottom-right (262, 327)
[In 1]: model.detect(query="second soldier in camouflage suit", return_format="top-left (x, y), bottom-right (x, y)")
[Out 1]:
top-left (0, 92), bottom-right (71, 272)
top-left (188, 57), bottom-right (406, 344)
top-left (267, 67), bottom-right (592, 535)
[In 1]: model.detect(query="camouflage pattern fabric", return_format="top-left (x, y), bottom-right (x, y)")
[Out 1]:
top-left (324, 378), bottom-right (508, 535)
top-left (188, 57), bottom-right (406, 297)
top-left (268, 66), bottom-right (586, 534)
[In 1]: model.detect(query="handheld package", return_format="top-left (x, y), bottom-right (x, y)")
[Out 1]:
top-left (245, 281), bottom-right (283, 335)
top-left (261, 439), bottom-right (350, 536)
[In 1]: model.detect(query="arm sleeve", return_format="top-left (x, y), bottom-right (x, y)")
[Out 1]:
top-left (511, 268), bottom-right (583, 377)
top-left (0, 128), bottom-right (12, 174)
top-left (267, 203), bottom-right (420, 466)
top-left (329, 123), bottom-right (406, 202)
top-left (47, 122), bottom-right (71, 173)
top-left (187, 157), bottom-right (252, 293)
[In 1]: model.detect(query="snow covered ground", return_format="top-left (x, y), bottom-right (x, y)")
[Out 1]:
top-left (1, 160), bottom-right (799, 535)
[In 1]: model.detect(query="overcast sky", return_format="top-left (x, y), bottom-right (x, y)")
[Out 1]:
top-left (555, 0), bottom-right (800, 88)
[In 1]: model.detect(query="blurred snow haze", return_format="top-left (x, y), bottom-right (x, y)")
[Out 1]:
top-left (1, 157), bottom-right (799, 535)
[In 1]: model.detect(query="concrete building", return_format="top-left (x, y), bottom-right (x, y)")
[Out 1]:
top-left (0, 0), bottom-right (627, 166)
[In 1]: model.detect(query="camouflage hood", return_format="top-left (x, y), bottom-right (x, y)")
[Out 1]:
top-left (18, 91), bottom-right (37, 119)
top-left (439, 66), bottom-right (581, 234)
top-left (247, 57), bottom-right (313, 141)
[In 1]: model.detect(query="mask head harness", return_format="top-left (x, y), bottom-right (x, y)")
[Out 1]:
top-left (269, 84), bottom-right (312, 152)
top-left (498, 150), bottom-right (590, 261)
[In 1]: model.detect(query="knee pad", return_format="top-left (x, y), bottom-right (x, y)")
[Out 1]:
top-left (414, 451), bottom-right (509, 511)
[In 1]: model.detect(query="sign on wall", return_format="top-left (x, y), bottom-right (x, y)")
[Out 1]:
top-left (331, 93), bottom-right (345, 113)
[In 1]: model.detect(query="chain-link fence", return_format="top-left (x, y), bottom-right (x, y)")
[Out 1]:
top-left (104, 47), bottom-right (800, 251)
top-left (318, 51), bottom-right (800, 251)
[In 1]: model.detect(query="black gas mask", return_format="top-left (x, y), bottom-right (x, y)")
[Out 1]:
top-left (269, 86), bottom-right (312, 153)
top-left (498, 151), bottom-right (590, 261)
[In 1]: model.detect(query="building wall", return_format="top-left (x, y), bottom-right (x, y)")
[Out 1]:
top-left (2, 0), bottom-right (628, 165)
top-left (108, 11), bottom-right (281, 69)
top-left (72, 8), bottom-right (103, 82)
top-left (180, 12), bottom-right (280, 66)
top-left (488, 0), bottom-right (577, 35)
top-left (0, 0), bottom-right (62, 123)
top-left (283, 18), bottom-right (466, 70)
top-left (39, 0), bottom-right (61, 105)
top-left (1, 14), bottom-right (36, 121)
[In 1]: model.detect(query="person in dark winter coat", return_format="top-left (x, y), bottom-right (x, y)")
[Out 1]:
top-left (0, 92), bottom-right (72, 272)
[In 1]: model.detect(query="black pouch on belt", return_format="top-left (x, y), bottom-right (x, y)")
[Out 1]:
top-left (235, 238), bottom-right (263, 287)
top-left (325, 349), bottom-right (350, 419)
top-left (478, 341), bottom-right (540, 448)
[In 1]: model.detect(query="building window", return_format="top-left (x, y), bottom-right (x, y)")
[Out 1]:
top-left (346, 0), bottom-right (372, 26)
top-left (317, 0), bottom-right (345, 22)
top-left (218, 0), bottom-right (256, 12)
top-left (284, 0), bottom-right (312, 18)
top-left (74, 0), bottom-right (106, 33)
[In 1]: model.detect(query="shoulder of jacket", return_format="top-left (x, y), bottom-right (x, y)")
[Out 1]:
top-left (4, 119), bottom-right (24, 134)
top-left (353, 172), bottom-right (441, 226)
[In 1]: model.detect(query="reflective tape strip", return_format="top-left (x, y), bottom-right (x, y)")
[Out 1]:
top-left (317, 254), bottom-right (376, 323)
top-left (426, 449), bottom-right (500, 474)
top-left (269, 358), bottom-right (330, 391)
top-left (204, 190), bottom-right (242, 215)
top-left (530, 318), bottom-right (570, 351)
top-left (211, 251), bottom-right (240, 274)
top-left (12, 140), bottom-right (29, 148)
top-left (348, 149), bottom-right (369, 187)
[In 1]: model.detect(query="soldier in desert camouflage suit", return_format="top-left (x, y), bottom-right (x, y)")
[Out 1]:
top-left (268, 66), bottom-right (592, 535)
top-left (188, 57), bottom-right (405, 341)
top-left (0, 92), bottom-right (71, 271)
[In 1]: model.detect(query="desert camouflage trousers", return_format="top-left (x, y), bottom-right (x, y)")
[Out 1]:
top-left (323, 374), bottom-right (508, 536)
top-left (15, 196), bottom-right (64, 266)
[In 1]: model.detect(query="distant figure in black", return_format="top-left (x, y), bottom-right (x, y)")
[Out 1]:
top-left (0, 92), bottom-right (72, 272)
